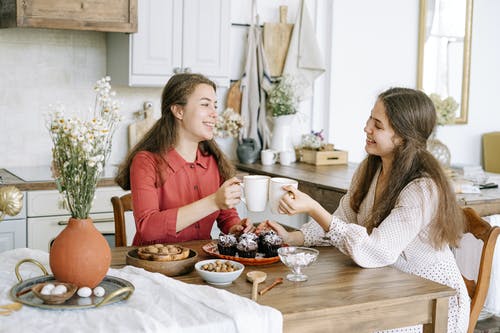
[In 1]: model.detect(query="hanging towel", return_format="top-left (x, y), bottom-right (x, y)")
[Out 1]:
top-left (240, 3), bottom-right (273, 150)
top-left (283, 0), bottom-right (325, 101)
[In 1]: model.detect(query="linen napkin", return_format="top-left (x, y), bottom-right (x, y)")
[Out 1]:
top-left (0, 248), bottom-right (283, 333)
top-left (282, 0), bottom-right (325, 101)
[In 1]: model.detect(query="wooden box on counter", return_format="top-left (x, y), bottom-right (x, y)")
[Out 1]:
top-left (298, 149), bottom-right (348, 165)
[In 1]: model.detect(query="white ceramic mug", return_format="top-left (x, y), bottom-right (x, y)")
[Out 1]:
top-left (268, 177), bottom-right (299, 214)
top-left (261, 149), bottom-right (278, 165)
top-left (240, 175), bottom-right (270, 212)
top-left (279, 150), bottom-right (295, 166)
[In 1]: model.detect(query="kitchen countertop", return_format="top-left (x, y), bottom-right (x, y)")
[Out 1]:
top-left (236, 161), bottom-right (500, 217)
top-left (0, 166), bottom-right (118, 191)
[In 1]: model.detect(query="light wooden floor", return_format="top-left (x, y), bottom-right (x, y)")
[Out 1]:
top-left (475, 316), bottom-right (500, 333)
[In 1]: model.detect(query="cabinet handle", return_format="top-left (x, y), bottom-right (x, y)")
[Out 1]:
top-left (184, 67), bottom-right (192, 73)
top-left (57, 218), bottom-right (114, 226)
top-left (173, 67), bottom-right (181, 74)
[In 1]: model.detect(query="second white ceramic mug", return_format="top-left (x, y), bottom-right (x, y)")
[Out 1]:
top-left (268, 177), bottom-right (299, 214)
top-left (279, 150), bottom-right (295, 166)
top-left (240, 175), bottom-right (270, 212)
top-left (261, 149), bottom-right (278, 165)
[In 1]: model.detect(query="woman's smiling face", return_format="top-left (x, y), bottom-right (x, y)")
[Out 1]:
top-left (364, 99), bottom-right (401, 161)
top-left (177, 83), bottom-right (218, 142)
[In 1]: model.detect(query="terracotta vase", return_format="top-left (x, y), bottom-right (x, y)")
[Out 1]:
top-left (49, 218), bottom-right (111, 288)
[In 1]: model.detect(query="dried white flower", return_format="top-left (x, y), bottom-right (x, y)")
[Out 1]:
top-left (429, 93), bottom-right (458, 126)
top-left (214, 108), bottom-right (244, 138)
top-left (46, 77), bottom-right (121, 219)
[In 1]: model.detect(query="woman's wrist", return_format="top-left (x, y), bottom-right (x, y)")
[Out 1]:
top-left (285, 231), bottom-right (305, 246)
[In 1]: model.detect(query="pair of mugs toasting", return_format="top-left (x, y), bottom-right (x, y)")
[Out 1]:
top-left (240, 175), bottom-right (298, 213)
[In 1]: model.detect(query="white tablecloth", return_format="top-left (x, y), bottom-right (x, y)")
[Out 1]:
top-left (0, 249), bottom-right (282, 333)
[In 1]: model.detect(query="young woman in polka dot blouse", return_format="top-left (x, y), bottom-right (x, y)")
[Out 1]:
top-left (259, 87), bottom-right (469, 332)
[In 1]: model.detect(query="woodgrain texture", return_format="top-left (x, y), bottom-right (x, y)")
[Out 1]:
top-left (0, 0), bottom-right (137, 32)
top-left (263, 6), bottom-right (293, 77)
top-left (112, 240), bottom-right (455, 333)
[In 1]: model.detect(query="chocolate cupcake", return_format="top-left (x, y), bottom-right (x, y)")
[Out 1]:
top-left (239, 232), bottom-right (258, 243)
top-left (258, 230), bottom-right (276, 252)
top-left (262, 233), bottom-right (283, 257)
top-left (236, 238), bottom-right (258, 258)
top-left (217, 233), bottom-right (238, 256)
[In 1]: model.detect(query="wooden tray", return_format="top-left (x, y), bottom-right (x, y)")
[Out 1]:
top-left (202, 241), bottom-right (281, 266)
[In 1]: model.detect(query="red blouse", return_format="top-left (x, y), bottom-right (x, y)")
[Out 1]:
top-left (130, 149), bottom-right (240, 245)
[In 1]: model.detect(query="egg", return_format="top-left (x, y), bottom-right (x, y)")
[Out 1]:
top-left (51, 284), bottom-right (68, 295)
top-left (93, 286), bottom-right (105, 297)
top-left (77, 286), bottom-right (92, 298)
top-left (40, 283), bottom-right (55, 295)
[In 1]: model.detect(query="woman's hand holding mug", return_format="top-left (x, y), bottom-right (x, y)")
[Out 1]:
top-left (214, 177), bottom-right (242, 209)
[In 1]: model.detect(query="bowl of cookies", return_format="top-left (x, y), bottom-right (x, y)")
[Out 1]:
top-left (126, 244), bottom-right (198, 277)
top-left (195, 259), bottom-right (244, 286)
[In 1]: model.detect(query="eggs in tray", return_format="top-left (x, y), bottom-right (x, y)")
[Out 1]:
top-left (32, 282), bottom-right (106, 305)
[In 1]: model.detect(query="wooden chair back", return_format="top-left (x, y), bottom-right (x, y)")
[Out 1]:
top-left (111, 193), bottom-right (133, 247)
top-left (461, 207), bottom-right (500, 333)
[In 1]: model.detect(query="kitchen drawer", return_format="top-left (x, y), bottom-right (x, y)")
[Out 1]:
top-left (28, 212), bottom-right (114, 252)
top-left (27, 187), bottom-right (127, 217)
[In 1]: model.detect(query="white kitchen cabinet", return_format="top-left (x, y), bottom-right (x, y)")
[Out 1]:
top-left (107, 0), bottom-right (231, 87)
top-left (26, 186), bottom-right (135, 251)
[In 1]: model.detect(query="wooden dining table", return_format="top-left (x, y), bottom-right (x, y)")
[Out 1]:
top-left (111, 240), bottom-right (455, 333)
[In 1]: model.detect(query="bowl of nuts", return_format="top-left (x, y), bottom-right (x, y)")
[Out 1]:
top-left (194, 259), bottom-right (244, 286)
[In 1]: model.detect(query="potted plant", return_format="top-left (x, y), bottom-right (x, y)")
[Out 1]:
top-left (46, 76), bottom-right (121, 288)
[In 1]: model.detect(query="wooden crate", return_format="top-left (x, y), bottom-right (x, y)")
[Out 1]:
top-left (299, 149), bottom-right (348, 165)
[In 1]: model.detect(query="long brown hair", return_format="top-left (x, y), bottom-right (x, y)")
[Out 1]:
top-left (350, 87), bottom-right (464, 248)
top-left (115, 73), bottom-right (235, 190)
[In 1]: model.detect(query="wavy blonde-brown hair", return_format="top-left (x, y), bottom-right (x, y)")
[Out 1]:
top-left (350, 87), bottom-right (464, 248)
top-left (115, 73), bottom-right (235, 190)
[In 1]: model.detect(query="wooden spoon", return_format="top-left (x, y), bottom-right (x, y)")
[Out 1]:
top-left (246, 271), bottom-right (267, 301)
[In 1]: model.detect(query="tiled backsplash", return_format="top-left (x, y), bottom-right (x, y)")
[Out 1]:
top-left (0, 28), bottom-right (162, 168)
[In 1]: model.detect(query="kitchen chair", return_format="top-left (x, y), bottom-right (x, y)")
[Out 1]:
top-left (461, 207), bottom-right (500, 333)
top-left (111, 193), bottom-right (133, 247)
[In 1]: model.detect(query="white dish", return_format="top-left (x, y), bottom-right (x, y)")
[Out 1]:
top-left (194, 259), bottom-right (244, 286)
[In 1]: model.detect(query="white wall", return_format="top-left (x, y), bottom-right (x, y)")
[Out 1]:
top-left (438, 0), bottom-right (500, 166)
top-left (0, 29), bottom-right (162, 168)
top-left (0, 0), bottom-right (499, 170)
top-left (329, 0), bottom-right (420, 162)
top-left (328, 0), bottom-right (500, 166)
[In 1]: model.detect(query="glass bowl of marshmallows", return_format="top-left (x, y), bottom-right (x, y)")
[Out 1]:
top-left (277, 246), bottom-right (319, 282)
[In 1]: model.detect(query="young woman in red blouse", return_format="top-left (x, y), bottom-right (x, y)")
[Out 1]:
top-left (116, 73), bottom-right (252, 245)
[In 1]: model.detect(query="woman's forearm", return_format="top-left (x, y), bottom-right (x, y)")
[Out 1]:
top-left (176, 194), bottom-right (219, 232)
top-left (308, 200), bottom-right (333, 232)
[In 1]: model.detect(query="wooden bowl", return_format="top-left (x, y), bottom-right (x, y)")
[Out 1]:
top-left (31, 282), bottom-right (78, 305)
top-left (126, 248), bottom-right (198, 277)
